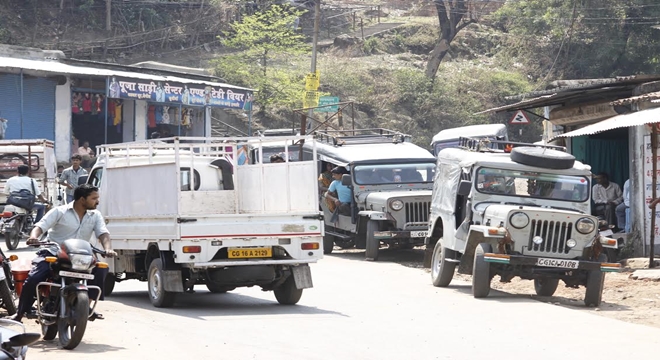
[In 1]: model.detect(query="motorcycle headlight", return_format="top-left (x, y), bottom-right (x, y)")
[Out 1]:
top-left (390, 200), bottom-right (404, 211)
top-left (70, 254), bottom-right (94, 271)
top-left (576, 217), bottom-right (596, 234)
top-left (509, 212), bottom-right (529, 229)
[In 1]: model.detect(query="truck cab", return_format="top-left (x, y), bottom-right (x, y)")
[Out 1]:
top-left (426, 138), bottom-right (620, 306)
top-left (304, 129), bottom-right (436, 261)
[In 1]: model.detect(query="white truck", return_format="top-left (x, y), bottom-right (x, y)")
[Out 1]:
top-left (0, 139), bottom-right (59, 206)
top-left (84, 136), bottom-right (324, 307)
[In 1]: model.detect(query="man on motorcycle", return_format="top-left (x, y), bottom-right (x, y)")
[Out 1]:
top-left (7, 184), bottom-right (117, 323)
top-left (3, 165), bottom-right (49, 223)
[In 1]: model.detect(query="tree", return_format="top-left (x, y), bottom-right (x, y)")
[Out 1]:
top-left (425, 0), bottom-right (490, 80)
top-left (221, 4), bottom-right (309, 77)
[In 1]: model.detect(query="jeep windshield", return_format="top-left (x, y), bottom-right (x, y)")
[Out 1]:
top-left (354, 163), bottom-right (435, 185)
top-left (475, 167), bottom-right (590, 202)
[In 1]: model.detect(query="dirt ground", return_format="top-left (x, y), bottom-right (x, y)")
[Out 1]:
top-left (335, 247), bottom-right (660, 328)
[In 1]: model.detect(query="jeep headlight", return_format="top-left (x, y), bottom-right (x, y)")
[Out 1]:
top-left (509, 212), bottom-right (529, 229)
top-left (70, 254), bottom-right (94, 271)
top-left (576, 217), bottom-right (596, 234)
top-left (390, 200), bottom-right (404, 211)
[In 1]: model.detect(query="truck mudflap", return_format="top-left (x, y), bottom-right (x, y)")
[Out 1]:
top-left (291, 264), bottom-right (313, 289)
top-left (482, 253), bottom-right (621, 273)
top-left (374, 230), bottom-right (428, 239)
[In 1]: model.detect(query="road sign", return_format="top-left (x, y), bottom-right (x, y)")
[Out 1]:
top-left (510, 110), bottom-right (531, 125)
top-left (303, 90), bottom-right (320, 108)
top-left (305, 71), bottom-right (320, 91)
top-left (315, 96), bottom-right (340, 113)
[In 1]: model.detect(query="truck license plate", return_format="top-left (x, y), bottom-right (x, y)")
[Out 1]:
top-left (536, 258), bottom-right (579, 269)
top-left (410, 231), bottom-right (428, 238)
top-left (228, 247), bottom-right (272, 259)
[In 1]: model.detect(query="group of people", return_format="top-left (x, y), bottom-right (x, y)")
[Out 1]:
top-left (592, 172), bottom-right (630, 232)
top-left (317, 162), bottom-right (352, 216)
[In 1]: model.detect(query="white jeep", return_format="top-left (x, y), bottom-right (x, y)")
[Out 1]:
top-left (426, 139), bottom-right (620, 306)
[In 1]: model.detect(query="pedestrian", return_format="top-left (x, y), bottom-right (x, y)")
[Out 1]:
top-left (59, 155), bottom-right (88, 204)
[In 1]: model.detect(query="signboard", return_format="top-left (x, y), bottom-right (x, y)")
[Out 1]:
top-left (107, 77), bottom-right (253, 110)
top-left (316, 96), bottom-right (340, 113)
top-left (303, 90), bottom-right (320, 108)
top-left (509, 110), bottom-right (531, 125)
top-left (305, 71), bottom-right (320, 91)
top-left (644, 135), bottom-right (660, 244)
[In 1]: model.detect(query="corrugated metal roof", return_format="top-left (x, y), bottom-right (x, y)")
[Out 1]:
top-left (610, 91), bottom-right (660, 106)
top-left (0, 56), bottom-right (253, 91)
top-left (551, 107), bottom-right (660, 140)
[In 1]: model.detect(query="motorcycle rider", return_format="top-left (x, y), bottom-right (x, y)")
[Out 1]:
top-left (7, 184), bottom-right (117, 323)
top-left (3, 164), bottom-right (48, 223)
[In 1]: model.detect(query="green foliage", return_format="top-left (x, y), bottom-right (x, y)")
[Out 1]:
top-left (362, 37), bottom-right (383, 54)
top-left (221, 4), bottom-right (309, 76)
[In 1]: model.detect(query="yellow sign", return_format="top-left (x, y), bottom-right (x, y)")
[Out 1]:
top-left (303, 90), bottom-right (320, 108)
top-left (305, 71), bottom-right (320, 91)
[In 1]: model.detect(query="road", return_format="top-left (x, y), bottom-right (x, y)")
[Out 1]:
top-left (4, 246), bottom-right (659, 359)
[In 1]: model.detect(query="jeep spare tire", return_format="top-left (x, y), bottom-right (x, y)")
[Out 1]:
top-left (510, 146), bottom-right (575, 170)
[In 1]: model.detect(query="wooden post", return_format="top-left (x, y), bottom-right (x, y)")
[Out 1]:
top-left (377, 5), bottom-right (381, 23)
top-left (651, 126), bottom-right (658, 268)
top-left (360, 18), bottom-right (364, 40)
top-left (353, 12), bottom-right (356, 31)
top-left (106, 0), bottom-right (112, 31)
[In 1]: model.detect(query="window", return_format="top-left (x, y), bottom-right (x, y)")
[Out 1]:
top-left (0, 154), bottom-right (40, 174)
top-left (180, 168), bottom-right (200, 191)
top-left (88, 168), bottom-right (104, 187)
top-left (353, 162), bottom-right (436, 185)
top-left (475, 167), bottom-right (590, 202)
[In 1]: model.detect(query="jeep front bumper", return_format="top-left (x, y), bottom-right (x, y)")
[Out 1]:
top-left (482, 253), bottom-right (621, 273)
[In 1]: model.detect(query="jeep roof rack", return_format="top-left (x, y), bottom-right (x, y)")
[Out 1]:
top-left (314, 128), bottom-right (411, 146)
top-left (458, 136), bottom-right (567, 153)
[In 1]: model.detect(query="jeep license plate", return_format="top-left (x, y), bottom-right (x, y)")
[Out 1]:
top-left (59, 271), bottom-right (95, 280)
top-left (228, 247), bottom-right (272, 259)
top-left (410, 231), bottom-right (428, 238)
top-left (536, 258), bottom-right (579, 269)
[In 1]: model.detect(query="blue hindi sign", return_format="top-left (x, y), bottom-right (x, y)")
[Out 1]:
top-left (316, 96), bottom-right (340, 113)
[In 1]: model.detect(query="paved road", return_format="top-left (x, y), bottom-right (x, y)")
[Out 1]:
top-left (4, 246), bottom-right (659, 359)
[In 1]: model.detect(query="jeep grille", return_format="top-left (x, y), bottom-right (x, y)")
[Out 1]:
top-left (528, 220), bottom-right (572, 254)
top-left (405, 202), bottom-right (430, 223)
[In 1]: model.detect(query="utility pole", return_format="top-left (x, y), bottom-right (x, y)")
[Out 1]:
top-left (306, 0), bottom-right (321, 129)
top-left (106, 0), bottom-right (112, 31)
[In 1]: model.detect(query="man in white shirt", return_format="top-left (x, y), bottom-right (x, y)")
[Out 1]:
top-left (615, 179), bottom-right (630, 232)
top-left (77, 141), bottom-right (95, 168)
top-left (592, 172), bottom-right (623, 227)
top-left (3, 164), bottom-right (48, 222)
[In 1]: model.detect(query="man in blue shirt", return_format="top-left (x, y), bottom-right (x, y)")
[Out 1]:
top-left (326, 166), bottom-right (352, 216)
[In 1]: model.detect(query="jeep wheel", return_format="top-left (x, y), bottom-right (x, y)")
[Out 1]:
top-left (431, 240), bottom-right (455, 287)
top-left (533, 278), bottom-right (559, 297)
top-left (323, 234), bottom-right (334, 254)
top-left (365, 220), bottom-right (380, 261)
top-left (472, 243), bottom-right (492, 298)
top-left (584, 254), bottom-right (606, 307)
top-left (510, 146), bottom-right (575, 170)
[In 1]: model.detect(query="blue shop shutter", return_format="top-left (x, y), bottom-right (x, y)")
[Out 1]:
top-left (0, 74), bottom-right (22, 140)
top-left (22, 77), bottom-right (56, 140)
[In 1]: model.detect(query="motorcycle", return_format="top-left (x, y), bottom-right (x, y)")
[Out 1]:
top-left (31, 239), bottom-right (108, 350)
top-left (0, 205), bottom-right (40, 251)
top-left (0, 320), bottom-right (40, 360)
top-left (0, 247), bottom-right (17, 316)
top-left (597, 219), bottom-right (621, 262)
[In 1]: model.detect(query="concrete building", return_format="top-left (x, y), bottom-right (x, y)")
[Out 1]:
top-left (0, 45), bottom-right (253, 162)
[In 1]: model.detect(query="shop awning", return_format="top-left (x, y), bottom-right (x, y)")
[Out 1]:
top-left (550, 107), bottom-right (660, 140)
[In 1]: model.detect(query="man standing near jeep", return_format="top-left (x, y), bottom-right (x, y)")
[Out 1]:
top-left (592, 172), bottom-right (623, 228)
top-left (325, 166), bottom-right (351, 216)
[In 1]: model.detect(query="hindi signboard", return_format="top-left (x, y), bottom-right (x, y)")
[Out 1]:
top-left (315, 96), bottom-right (340, 113)
top-left (303, 90), bottom-right (320, 108)
top-left (305, 71), bottom-right (320, 91)
top-left (107, 77), bottom-right (254, 110)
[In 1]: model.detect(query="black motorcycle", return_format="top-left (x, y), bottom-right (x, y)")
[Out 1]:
top-left (0, 247), bottom-right (17, 316)
top-left (31, 239), bottom-right (108, 350)
top-left (0, 319), bottom-right (39, 360)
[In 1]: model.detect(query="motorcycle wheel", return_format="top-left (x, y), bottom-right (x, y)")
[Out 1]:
top-left (42, 323), bottom-right (58, 341)
top-left (4, 221), bottom-right (20, 250)
top-left (0, 279), bottom-right (16, 315)
top-left (58, 291), bottom-right (89, 350)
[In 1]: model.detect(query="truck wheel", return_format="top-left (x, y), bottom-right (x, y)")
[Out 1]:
top-left (323, 234), bottom-right (334, 254)
top-left (104, 273), bottom-right (116, 297)
top-left (365, 220), bottom-right (380, 261)
top-left (206, 283), bottom-right (235, 293)
top-left (584, 254), bottom-right (606, 307)
top-left (472, 243), bottom-right (492, 298)
top-left (510, 146), bottom-right (575, 170)
top-left (274, 275), bottom-right (302, 305)
top-left (431, 240), bottom-right (455, 287)
top-left (534, 278), bottom-right (559, 296)
top-left (148, 258), bottom-right (176, 308)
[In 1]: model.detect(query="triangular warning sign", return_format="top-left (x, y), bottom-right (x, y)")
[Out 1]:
top-left (509, 110), bottom-right (531, 125)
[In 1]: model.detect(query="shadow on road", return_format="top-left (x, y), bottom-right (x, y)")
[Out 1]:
top-left (328, 247), bottom-right (426, 269)
top-left (107, 290), bottom-right (348, 320)
top-left (30, 340), bottom-right (125, 353)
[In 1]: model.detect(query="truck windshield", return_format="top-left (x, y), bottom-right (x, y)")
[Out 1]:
top-left (354, 163), bottom-right (435, 185)
top-left (475, 167), bottom-right (590, 202)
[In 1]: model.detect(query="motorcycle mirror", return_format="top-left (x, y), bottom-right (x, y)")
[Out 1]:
top-left (5, 333), bottom-right (40, 347)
